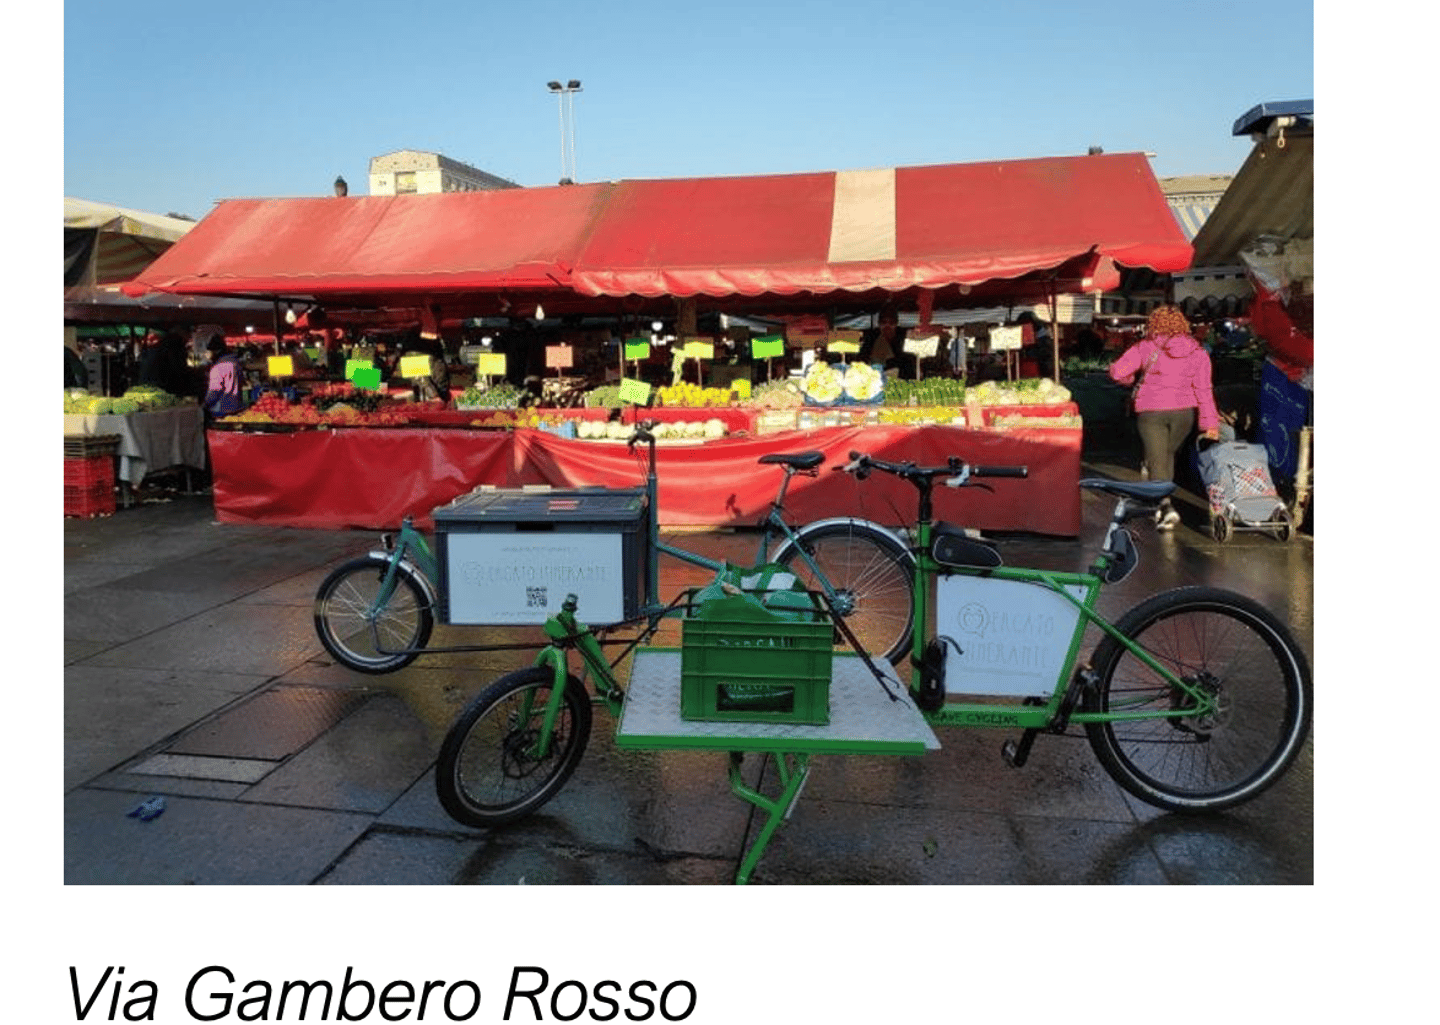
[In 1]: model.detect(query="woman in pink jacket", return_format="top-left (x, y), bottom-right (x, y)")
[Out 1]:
top-left (1109, 305), bottom-right (1220, 530)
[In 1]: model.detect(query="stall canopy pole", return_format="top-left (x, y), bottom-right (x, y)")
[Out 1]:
top-left (1047, 282), bottom-right (1060, 383)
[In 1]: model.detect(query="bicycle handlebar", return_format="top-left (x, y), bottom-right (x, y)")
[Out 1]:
top-left (843, 450), bottom-right (1028, 485)
top-left (627, 420), bottom-right (657, 451)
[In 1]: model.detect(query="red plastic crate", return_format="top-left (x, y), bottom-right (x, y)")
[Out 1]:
top-left (65, 481), bottom-right (116, 518)
top-left (64, 454), bottom-right (115, 489)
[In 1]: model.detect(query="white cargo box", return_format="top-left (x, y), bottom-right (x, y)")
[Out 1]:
top-left (432, 487), bottom-right (648, 626)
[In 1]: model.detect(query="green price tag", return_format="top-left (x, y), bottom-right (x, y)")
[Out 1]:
top-left (618, 378), bottom-right (652, 404)
top-left (624, 338), bottom-right (651, 361)
top-left (752, 335), bottom-right (784, 359)
top-left (345, 359), bottom-right (374, 380)
top-left (352, 367), bottom-right (382, 391)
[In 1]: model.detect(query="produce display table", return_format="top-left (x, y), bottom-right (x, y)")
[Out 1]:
top-left (63, 406), bottom-right (207, 488)
top-left (617, 649), bottom-right (939, 884)
top-left (207, 419), bottom-right (1083, 534)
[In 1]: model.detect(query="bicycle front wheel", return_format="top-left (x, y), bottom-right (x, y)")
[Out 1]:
top-left (435, 666), bottom-right (593, 827)
top-left (776, 521), bottom-right (914, 666)
top-left (313, 556), bottom-right (433, 674)
top-left (1083, 586), bottom-right (1311, 812)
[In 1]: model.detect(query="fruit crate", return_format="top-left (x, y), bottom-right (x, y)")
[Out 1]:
top-left (65, 480), bottom-right (116, 518)
top-left (679, 592), bottom-right (833, 725)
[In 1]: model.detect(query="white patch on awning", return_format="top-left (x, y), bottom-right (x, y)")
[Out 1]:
top-left (828, 168), bottom-right (896, 264)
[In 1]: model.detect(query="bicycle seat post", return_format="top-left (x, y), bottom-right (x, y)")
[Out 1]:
top-left (770, 463), bottom-right (798, 516)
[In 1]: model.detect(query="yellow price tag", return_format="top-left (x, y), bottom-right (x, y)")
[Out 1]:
top-left (731, 379), bottom-right (752, 399)
top-left (828, 341), bottom-right (860, 355)
top-left (267, 355), bottom-right (294, 377)
top-left (399, 354), bottom-right (432, 378)
top-left (683, 339), bottom-right (714, 360)
top-left (476, 352), bottom-right (507, 376)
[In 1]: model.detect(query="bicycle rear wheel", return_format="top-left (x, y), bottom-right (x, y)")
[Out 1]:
top-left (313, 556), bottom-right (433, 673)
top-left (1083, 586), bottom-right (1311, 812)
top-left (435, 666), bottom-right (593, 827)
top-left (775, 521), bottom-right (914, 666)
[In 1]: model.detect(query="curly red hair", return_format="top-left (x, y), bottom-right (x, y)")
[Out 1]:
top-left (1145, 304), bottom-right (1191, 339)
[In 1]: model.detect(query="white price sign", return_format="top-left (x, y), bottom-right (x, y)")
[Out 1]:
top-left (903, 334), bottom-right (940, 358)
top-left (989, 326), bottom-right (1024, 352)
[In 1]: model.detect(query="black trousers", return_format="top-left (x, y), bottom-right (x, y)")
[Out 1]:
top-left (1136, 408), bottom-right (1195, 486)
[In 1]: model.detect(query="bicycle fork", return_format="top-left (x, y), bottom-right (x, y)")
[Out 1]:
top-left (524, 595), bottom-right (625, 760)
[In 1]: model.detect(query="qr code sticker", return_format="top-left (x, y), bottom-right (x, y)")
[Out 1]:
top-left (526, 587), bottom-right (548, 609)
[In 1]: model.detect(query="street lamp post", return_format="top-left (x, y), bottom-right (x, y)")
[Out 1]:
top-left (546, 79), bottom-right (582, 184)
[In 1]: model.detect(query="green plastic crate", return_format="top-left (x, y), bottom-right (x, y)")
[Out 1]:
top-left (679, 593), bottom-right (832, 725)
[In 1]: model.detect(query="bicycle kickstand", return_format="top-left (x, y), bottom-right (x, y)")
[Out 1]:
top-left (1000, 697), bottom-right (1049, 768)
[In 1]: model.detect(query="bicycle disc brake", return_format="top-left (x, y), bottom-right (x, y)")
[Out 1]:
top-left (501, 720), bottom-right (554, 779)
top-left (1169, 671), bottom-right (1226, 739)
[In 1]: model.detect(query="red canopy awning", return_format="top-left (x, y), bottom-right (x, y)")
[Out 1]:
top-left (123, 153), bottom-right (1190, 313)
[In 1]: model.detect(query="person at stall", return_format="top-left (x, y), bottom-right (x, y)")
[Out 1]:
top-left (860, 310), bottom-right (906, 371)
top-left (202, 338), bottom-right (246, 420)
top-left (137, 329), bottom-right (197, 397)
top-left (65, 343), bottom-right (88, 390)
top-left (1108, 304), bottom-right (1220, 531)
top-left (400, 331), bottom-right (451, 402)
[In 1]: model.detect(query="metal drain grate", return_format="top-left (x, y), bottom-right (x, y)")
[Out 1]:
top-left (166, 686), bottom-right (367, 761)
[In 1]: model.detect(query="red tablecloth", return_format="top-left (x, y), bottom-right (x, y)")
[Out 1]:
top-left (208, 423), bottom-right (1081, 534)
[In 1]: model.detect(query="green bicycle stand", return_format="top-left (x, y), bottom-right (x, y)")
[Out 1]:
top-left (617, 650), bottom-right (939, 884)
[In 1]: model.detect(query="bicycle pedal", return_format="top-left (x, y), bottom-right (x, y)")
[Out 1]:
top-left (1001, 732), bottom-right (1036, 768)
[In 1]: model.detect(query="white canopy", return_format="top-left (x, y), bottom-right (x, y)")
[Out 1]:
top-left (64, 197), bottom-right (195, 286)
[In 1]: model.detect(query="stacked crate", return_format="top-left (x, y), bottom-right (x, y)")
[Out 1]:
top-left (64, 435), bottom-right (120, 517)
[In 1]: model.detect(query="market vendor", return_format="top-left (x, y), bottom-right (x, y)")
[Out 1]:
top-left (137, 329), bottom-right (199, 398)
top-left (202, 338), bottom-right (246, 420)
top-left (400, 331), bottom-right (451, 403)
top-left (860, 310), bottom-right (906, 370)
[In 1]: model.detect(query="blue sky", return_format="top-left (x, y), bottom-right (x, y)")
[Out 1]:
top-left (64, 0), bottom-right (1313, 219)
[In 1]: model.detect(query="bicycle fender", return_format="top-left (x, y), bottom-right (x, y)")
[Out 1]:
top-left (366, 550), bottom-right (439, 609)
top-left (777, 518), bottom-right (915, 564)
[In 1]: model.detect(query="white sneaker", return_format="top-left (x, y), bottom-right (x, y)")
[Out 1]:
top-left (1157, 507), bottom-right (1180, 531)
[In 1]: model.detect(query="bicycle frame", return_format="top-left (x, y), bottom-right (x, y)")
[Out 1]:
top-left (902, 484), bottom-right (1220, 733)
top-left (634, 432), bottom-right (849, 623)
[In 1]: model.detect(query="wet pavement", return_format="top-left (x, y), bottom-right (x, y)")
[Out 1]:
top-left (63, 456), bottom-right (1312, 885)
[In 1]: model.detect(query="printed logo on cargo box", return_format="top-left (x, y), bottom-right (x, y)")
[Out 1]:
top-left (952, 599), bottom-right (1061, 673)
top-left (460, 561), bottom-right (611, 585)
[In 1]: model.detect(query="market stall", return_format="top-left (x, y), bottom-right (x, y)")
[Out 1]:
top-left (120, 152), bottom-right (1191, 533)
top-left (63, 404), bottom-right (206, 489)
top-left (207, 420), bottom-right (1080, 533)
